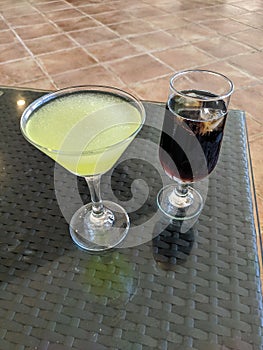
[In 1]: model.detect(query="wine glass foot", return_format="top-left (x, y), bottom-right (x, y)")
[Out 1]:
top-left (69, 200), bottom-right (130, 252)
top-left (157, 184), bottom-right (203, 220)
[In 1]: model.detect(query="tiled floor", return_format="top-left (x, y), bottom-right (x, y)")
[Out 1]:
top-left (0, 0), bottom-right (262, 233)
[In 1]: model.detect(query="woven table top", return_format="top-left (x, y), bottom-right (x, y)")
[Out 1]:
top-left (0, 87), bottom-right (262, 350)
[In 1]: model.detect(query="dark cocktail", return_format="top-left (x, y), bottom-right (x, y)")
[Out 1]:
top-left (160, 91), bottom-right (227, 182)
top-left (157, 70), bottom-right (234, 220)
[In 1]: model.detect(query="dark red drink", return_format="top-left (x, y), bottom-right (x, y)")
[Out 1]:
top-left (159, 90), bottom-right (227, 183)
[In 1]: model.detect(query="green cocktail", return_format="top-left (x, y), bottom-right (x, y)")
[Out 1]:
top-left (25, 92), bottom-right (142, 176)
top-left (21, 86), bottom-right (145, 251)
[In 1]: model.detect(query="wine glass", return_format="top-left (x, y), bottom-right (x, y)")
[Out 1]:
top-left (157, 70), bottom-right (234, 220)
top-left (20, 86), bottom-right (145, 252)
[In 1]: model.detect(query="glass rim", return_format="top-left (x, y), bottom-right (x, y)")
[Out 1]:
top-left (20, 85), bottom-right (146, 156)
top-left (170, 69), bottom-right (234, 101)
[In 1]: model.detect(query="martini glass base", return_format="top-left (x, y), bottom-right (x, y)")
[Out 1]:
top-left (157, 184), bottom-right (203, 220)
top-left (69, 200), bottom-right (130, 252)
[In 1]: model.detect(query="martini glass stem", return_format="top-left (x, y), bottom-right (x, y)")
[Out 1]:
top-left (85, 175), bottom-right (104, 217)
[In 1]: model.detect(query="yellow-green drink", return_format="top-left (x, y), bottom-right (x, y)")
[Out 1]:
top-left (21, 86), bottom-right (145, 252)
top-left (25, 92), bottom-right (142, 176)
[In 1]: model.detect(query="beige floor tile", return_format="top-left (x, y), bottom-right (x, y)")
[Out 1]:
top-left (247, 137), bottom-right (263, 232)
top-left (86, 39), bottom-right (142, 62)
top-left (154, 0), bottom-right (210, 12)
top-left (114, 0), bottom-right (147, 10)
top-left (1, 3), bottom-right (39, 18)
top-left (0, 41), bottom-right (30, 63)
top-left (0, 58), bottom-right (45, 85)
top-left (27, 0), bottom-right (55, 3)
top-left (69, 27), bottom-right (118, 46)
top-left (15, 23), bottom-right (59, 40)
top-left (126, 4), bottom-right (167, 18)
top-left (231, 83), bottom-right (263, 122)
top-left (212, 3), bottom-right (248, 17)
top-left (53, 65), bottom-right (123, 89)
top-left (80, 4), bottom-right (116, 15)
top-left (38, 48), bottom-right (97, 76)
top-left (128, 31), bottom-right (185, 52)
top-left (0, 29), bottom-right (17, 44)
top-left (245, 113), bottom-right (263, 140)
top-left (182, 4), bottom-right (247, 23)
top-left (17, 77), bottom-right (56, 91)
top-left (144, 15), bottom-right (189, 30)
top-left (200, 18), bottom-right (250, 35)
top-left (61, 0), bottom-right (96, 6)
top-left (34, 1), bottom-right (72, 12)
top-left (230, 28), bottom-right (263, 50)
top-left (167, 23), bottom-right (216, 43)
top-left (45, 8), bottom-right (84, 21)
top-left (0, 18), bottom-right (8, 30)
top-left (154, 45), bottom-right (214, 70)
top-left (195, 0), bottom-right (222, 8)
top-left (109, 19), bottom-right (155, 37)
top-left (200, 61), bottom-right (259, 89)
top-left (92, 10), bottom-right (134, 25)
top-left (229, 51), bottom-right (263, 78)
top-left (194, 36), bottom-right (252, 59)
top-left (6, 13), bottom-right (47, 27)
top-left (55, 16), bottom-right (100, 32)
top-left (233, 12), bottom-right (263, 29)
top-left (25, 34), bottom-right (77, 56)
top-left (249, 137), bottom-right (263, 197)
top-left (107, 54), bottom-right (172, 85)
top-left (257, 196), bottom-right (263, 234)
top-left (130, 76), bottom-right (170, 102)
top-left (233, 0), bottom-right (263, 12)
top-left (0, 1), bottom-right (26, 11)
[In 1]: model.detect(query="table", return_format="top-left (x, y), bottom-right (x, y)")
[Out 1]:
top-left (0, 87), bottom-right (262, 350)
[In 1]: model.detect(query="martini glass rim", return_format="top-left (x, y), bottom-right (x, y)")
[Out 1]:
top-left (20, 84), bottom-right (146, 156)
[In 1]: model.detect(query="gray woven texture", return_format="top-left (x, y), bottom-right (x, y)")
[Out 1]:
top-left (0, 88), bottom-right (262, 350)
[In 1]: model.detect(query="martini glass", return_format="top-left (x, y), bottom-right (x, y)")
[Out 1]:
top-left (157, 70), bottom-right (234, 220)
top-left (21, 86), bottom-right (145, 252)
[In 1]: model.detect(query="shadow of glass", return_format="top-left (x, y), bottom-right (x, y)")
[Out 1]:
top-left (152, 219), bottom-right (196, 270)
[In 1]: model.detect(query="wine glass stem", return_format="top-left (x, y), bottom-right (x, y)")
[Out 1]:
top-left (85, 175), bottom-right (104, 217)
top-left (168, 182), bottom-right (192, 208)
top-left (176, 183), bottom-right (188, 197)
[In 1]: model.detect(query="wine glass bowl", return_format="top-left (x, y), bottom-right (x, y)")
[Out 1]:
top-left (21, 86), bottom-right (145, 252)
top-left (157, 70), bottom-right (234, 220)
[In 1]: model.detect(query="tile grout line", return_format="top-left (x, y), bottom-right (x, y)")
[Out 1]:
top-left (1, 2), bottom-right (260, 80)
top-left (0, 2), bottom-right (262, 88)
top-left (0, 12), bottom-right (59, 88)
top-left (66, 4), bottom-right (172, 88)
top-left (0, 5), bottom-right (173, 93)
top-left (37, 2), bottom-right (129, 88)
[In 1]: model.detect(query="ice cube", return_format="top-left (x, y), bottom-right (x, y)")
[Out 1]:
top-left (200, 107), bottom-right (224, 121)
top-left (199, 113), bottom-right (224, 134)
top-left (175, 95), bottom-right (201, 108)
